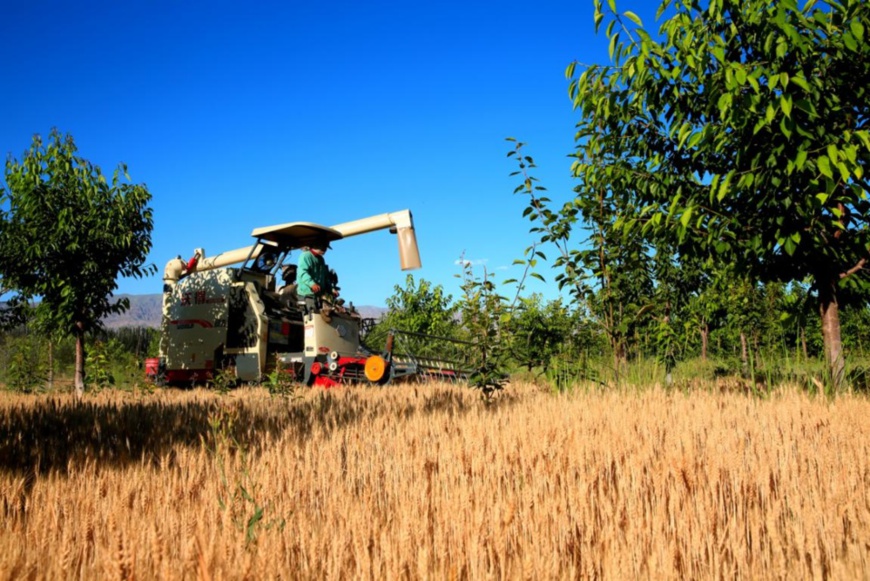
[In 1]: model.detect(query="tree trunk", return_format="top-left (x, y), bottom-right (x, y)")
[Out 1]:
top-left (611, 336), bottom-right (626, 378)
top-left (800, 328), bottom-right (808, 360)
top-left (819, 280), bottom-right (845, 391)
top-left (46, 340), bottom-right (54, 391)
top-left (740, 331), bottom-right (749, 376)
top-left (74, 322), bottom-right (86, 397)
top-left (700, 323), bottom-right (709, 361)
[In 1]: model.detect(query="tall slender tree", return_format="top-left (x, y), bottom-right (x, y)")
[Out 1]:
top-left (510, 140), bottom-right (655, 373)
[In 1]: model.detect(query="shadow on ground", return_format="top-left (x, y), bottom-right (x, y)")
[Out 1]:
top-left (0, 385), bottom-right (509, 477)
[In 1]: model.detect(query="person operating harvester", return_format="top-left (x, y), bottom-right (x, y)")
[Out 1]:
top-left (296, 240), bottom-right (336, 313)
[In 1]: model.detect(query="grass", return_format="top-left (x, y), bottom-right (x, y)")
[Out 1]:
top-left (1, 381), bottom-right (869, 579)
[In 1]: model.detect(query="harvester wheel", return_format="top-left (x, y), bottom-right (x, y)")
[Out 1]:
top-left (364, 355), bottom-right (389, 384)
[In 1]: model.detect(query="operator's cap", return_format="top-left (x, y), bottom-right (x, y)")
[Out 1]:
top-left (310, 240), bottom-right (331, 251)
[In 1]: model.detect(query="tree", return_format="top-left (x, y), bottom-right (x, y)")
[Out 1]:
top-left (566, 0), bottom-right (870, 389)
top-left (0, 130), bottom-right (155, 396)
top-left (504, 294), bottom-right (579, 373)
top-left (509, 140), bottom-right (655, 373)
top-left (384, 274), bottom-right (457, 337)
top-left (365, 274), bottom-right (457, 353)
top-left (779, 281), bottom-right (816, 360)
top-left (456, 260), bottom-right (509, 396)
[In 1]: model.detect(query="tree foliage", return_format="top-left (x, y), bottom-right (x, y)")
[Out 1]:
top-left (365, 274), bottom-right (458, 354)
top-left (455, 260), bottom-right (509, 397)
top-left (0, 130), bottom-right (155, 396)
top-left (560, 0), bottom-right (870, 388)
top-left (384, 274), bottom-right (457, 337)
top-left (509, 140), bottom-right (655, 370)
top-left (503, 294), bottom-right (580, 373)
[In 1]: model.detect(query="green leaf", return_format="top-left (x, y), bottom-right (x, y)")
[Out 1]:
top-left (851, 20), bottom-right (865, 43)
top-left (623, 10), bottom-right (642, 26)
top-left (717, 93), bottom-right (733, 117)
top-left (716, 172), bottom-right (733, 201)
top-left (594, 9), bottom-right (604, 32)
top-left (781, 95), bottom-right (793, 118)
top-left (843, 33), bottom-right (857, 52)
top-left (747, 73), bottom-right (760, 93)
top-left (565, 61), bottom-right (576, 79)
top-left (708, 174), bottom-right (721, 204)
top-left (795, 149), bottom-right (808, 170)
top-left (790, 75), bottom-right (810, 92)
top-left (837, 161), bottom-right (851, 181)
top-left (677, 123), bottom-right (692, 149)
top-left (779, 116), bottom-right (793, 139)
top-left (843, 145), bottom-right (858, 164)
top-left (680, 207), bottom-right (694, 228)
top-left (818, 155), bottom-right (832, 178)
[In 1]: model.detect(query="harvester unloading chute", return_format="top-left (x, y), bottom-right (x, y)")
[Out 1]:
top-left (328, 210), bottom-right (421, 271)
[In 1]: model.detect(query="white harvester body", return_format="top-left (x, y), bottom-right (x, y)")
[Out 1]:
top-left (148, 211), bottom-right (419, 386)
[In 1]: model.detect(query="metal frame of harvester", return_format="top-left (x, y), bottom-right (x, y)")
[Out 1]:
top-left (145, 209), bottom-right (473, 388)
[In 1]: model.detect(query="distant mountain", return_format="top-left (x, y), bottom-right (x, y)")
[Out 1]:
top-left (103, 294), bottom-right (163, 328)
top-left (102, 294), bottom-right (387, 328)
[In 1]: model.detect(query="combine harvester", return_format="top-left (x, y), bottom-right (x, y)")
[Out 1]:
top-left (145, 210), bottom-right (475, 387)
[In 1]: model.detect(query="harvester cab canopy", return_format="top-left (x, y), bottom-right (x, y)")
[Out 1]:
top-left (250, 222), bottom-right (343, 248)
top-left (242, 222), bottom-right (344, 275)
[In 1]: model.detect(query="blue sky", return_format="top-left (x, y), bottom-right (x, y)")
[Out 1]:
top-left (1, 0), bottom-right (660, 307)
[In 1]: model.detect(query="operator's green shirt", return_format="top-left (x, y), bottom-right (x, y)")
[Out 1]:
top-left (297, 250), bottom-right (331, 297)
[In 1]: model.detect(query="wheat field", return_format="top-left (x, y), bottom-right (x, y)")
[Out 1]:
top-left (1, 382), bottom-right (868, 580)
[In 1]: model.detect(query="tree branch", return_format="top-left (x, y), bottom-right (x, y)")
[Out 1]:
top-left (840, 257), bottom-right (868, 280)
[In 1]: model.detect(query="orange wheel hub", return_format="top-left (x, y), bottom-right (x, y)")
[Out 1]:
top-left (364, 355), bottom-right (388, 383)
